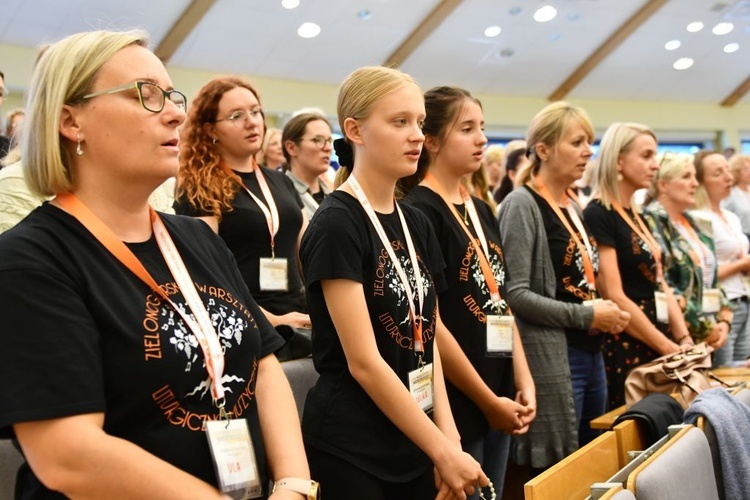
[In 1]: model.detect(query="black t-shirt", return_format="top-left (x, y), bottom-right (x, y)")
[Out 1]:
top-left (405, 186), bottom-right (514, 442)
top-left (300, 190), bottom-right (446, 482)
top-left (584, 199), bottom-right (659, 302)
top-left (0, 204), bottom-right (284, 499)
top-left (527, 187), bottom-right (603, 353)
top-left (174, 167), bottom-right (306, 315)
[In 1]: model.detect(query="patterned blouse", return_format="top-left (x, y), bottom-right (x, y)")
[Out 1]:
top-left (643, 200), bottom-right (731, 341)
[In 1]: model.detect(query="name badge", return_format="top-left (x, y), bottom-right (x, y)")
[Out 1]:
top-left (205, 419), bottom-right (262, 499)
top-left (486, 315), bottom-right (514, 357)
top-left (654, 291), bottom-right (669, 323)
top-left (259, 257), bottom-right (288, 291)
top-left (702, 288), bottom-right (721, 314)
top-left (408, 362), bottom-right (434, 413)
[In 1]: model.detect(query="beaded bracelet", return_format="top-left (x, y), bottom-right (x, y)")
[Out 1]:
top-left (478, 479), bottom-right (496, 500)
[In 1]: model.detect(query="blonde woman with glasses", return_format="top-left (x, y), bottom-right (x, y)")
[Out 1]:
top-left (0, 30), bottom-right (311, 499)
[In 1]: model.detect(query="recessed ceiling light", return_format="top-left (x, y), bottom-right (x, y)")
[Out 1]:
top-left (298, 22), bottom-right (321, 38)
top-left (664, 39), bottom-right (681, 50)
top-left (357, 9), bottom-right (371, 20)
top-left (673, 57), bottom-right (694, 70)
top-left (686, 21), bottom-right (704, 33)
top-left (713, 22), bottom-right (734, 35)
top-left (485, 25), bottom-right (502, 37)
top-left (724, 42), bottom-right (740, 53)
top-left (533, 5), bottom-right (557, 23)
top-left (282, 0), bottom-right (300, 9)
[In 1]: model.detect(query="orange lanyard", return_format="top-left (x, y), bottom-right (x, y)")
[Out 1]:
top-left (55, 193), bottom-right (228, 406)
top-left (611, 199), bottom-right (667, 288)
top-left (422, 173), bottom-right (503, 307)
top-left (534, 177), bottom-right (597, 296)
top-left (226, 162), bottom-right (280, 258)
top-left (348, 176), bottom-right (426, 356)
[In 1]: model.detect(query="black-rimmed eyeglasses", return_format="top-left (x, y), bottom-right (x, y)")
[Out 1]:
top-left (77, 81), bottom-right (187, 113)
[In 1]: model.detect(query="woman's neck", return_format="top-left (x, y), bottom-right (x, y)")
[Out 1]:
top-left (659, 195), bottom-right (685, 222)
top-left (291, 163), bottom-right (321, 192)
top-left (710, 197), bottom-right (723, 214)
top-left (67, 184), bottom-right (153, 242)
top-left (345, 165), bottom-right (396, 213)
top-left (738, 182), bottom-right (749, 193)
top-left (535, 168), bottom-right (568, 205)
top-left (423, 163), bottom-right (463, 203)
top-left (617, 182), bottom-right (637, 209)
top-left (223, 154), bottom-right (257, 173)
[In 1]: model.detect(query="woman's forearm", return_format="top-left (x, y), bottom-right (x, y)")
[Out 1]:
top-left (15, 414), bottom-right (224, 500)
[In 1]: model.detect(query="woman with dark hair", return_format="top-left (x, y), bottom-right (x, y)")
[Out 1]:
top-left (175, 77), bottom-right (311, 355)
top-left (493, 147), bottom-right (528, 205)
top-left (402, 85), bottom-right (535, 498)
top-left (281, 112), bottom-right (333, 219)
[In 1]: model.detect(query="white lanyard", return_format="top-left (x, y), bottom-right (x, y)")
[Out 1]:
top-left (236, 165), bottom-right (280, 257)
top-left (348, 175), bottom-right (426, 354)
top-left (55, 193), bottom-right (227, 406)
top-left (152, 213), bottom-right (227, 404)
top-left (302, 192), bottom-right (320, 210)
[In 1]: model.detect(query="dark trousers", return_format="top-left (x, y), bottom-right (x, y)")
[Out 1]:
top-left (306, 445), bottom-right (436, 500)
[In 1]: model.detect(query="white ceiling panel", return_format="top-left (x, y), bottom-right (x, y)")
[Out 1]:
top-left (1, 0), bottom-right (749, 105)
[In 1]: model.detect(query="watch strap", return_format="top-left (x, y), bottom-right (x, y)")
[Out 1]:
top-left (272, 477), bottom-right (319, 499)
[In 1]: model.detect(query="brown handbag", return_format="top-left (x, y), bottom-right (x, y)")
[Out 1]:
top-left (624, 343), bottom-right (724, 409)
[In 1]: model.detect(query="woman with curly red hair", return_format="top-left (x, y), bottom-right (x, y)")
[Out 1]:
top-left (175, 77), bottom-right (311, 355)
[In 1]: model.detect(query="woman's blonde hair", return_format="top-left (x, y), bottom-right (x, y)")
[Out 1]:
top-left (483, 145), bottom-right (504, 165)
top-left (728, 153), bottom-right (750, 186)
top-left (516, 101), bottom-right (594, 186)
top-left (177, 76), bottom-right (265, 219)
top-left (256, 127), bottom-right (281, 168)
top-left (23, 30), bottom-right (149, 197)
top-left (644, 152), bottom-right (693, 205)
top-left (592, 122), bottom-right (656, 209)
top-left (335, 66), bottom-right (419, 183)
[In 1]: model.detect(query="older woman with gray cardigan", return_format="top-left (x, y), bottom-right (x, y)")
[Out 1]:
top-left (498, 102), bottom-right (629, 471)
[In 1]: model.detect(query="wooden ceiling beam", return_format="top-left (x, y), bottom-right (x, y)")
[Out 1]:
top-left (721, 75), bottom-right (750, 107)
top-left (155, 0), bottom-right (217, 63)
top-left (384, 0), bottom-right (463, 68)
top-left (548, 0), bottom-right (668, 101)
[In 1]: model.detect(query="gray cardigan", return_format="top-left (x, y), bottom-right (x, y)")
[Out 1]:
top-left (497, 186), bottom-right (593, 467)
